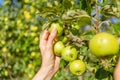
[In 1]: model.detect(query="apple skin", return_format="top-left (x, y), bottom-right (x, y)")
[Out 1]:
top-left (61, 46), bottom-right (78, 62)
top-left (54, 41), bottom-right (65, 56)
top-left (89, 32), bottom-right (119, 57)
top-left (69, 60), bottom-right (86, 76)
top-left (49, 23), bottom-right (63, 37)
top-left (58, 36), bottom-right (69, 44)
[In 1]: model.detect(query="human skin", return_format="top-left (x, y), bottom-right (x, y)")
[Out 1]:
top-left (114, 37), bottom-right (120, 80)
top-left (32, 28), bottom-right (60, 80)
top-left (114, 58), bottom-right (120, 80)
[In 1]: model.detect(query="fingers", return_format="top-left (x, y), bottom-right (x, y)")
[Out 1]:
top-left (118, 37), bottom-right (120, 45)
top-left (47, 28), bottom-right (57, 46)
top-left (40, 28), bottom-right (57, 56)
top-left (54, 56), bottom-right (60, 73)
top-left (39, 29), bottom-right (50, 51)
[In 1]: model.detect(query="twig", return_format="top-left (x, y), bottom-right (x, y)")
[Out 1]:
top-left (67, 32), bottom-right (84, 47)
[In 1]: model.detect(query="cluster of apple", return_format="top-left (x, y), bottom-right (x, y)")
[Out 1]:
top-left (49, 22), bottom-right (119, 76)
top-left (54, 41), bottom-right (86, 75)
top-left (49, 22), bottom-right (86, 76)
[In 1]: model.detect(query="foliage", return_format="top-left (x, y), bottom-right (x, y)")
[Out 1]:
top-left (0, 0), bottom-right (120, 80)
top-left (0, 0), bottom-right (42, 80)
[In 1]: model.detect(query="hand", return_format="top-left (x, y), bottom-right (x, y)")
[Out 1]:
top-left (114, 37), bottom-right (120, 80)
top-left (32, 28), bottom-right (60, 80)
top-left (114, 58), bottom-right (120, 80)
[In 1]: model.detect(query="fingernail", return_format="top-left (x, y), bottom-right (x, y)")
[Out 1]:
top-left (52, 27), bottom-right (57, 32)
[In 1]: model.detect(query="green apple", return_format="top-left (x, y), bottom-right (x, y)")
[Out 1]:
top-left (54, 41), bottom-right (65, 56)
top-left (69, 60), bottom-right (86, 76)
top-left (61, 46), bottom-right (78, 62)
top-left (58, 36), bottom-right (69, 44)
top-left (49, 22), bottom-right (63, 37)
top-left (89, 32), bottom-right (119, 57)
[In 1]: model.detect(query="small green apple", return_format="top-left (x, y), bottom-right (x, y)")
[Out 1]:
top-left (49, 22), bottom-right (63, 37)
top-left (54, 41), bottom-right (65, 56)
top-left (61, 46), bottom-right (78, 62)
top-left (69, 60), bottom-right (86, 76)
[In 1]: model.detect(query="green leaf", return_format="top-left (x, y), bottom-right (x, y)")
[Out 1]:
top-left (62, 10), bottom-right (91, 26)
top-left (95, 68), bottom-right (109, 79)
top-left (111, 25), bottom-right (120, 35)
top-left (60, 59), bottom-right (68, 68)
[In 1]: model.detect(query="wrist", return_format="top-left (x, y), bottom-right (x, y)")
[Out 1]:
top-left (32, 66), bottom-right (54, 80)
top-left (40, 66), bottom-right (54, 79)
